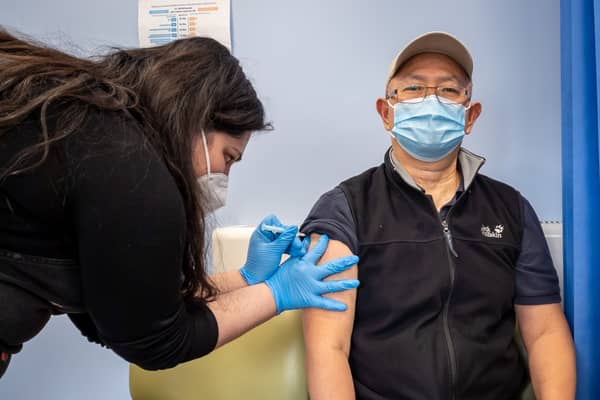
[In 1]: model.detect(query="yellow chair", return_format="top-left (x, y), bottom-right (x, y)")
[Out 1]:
top-left (129, 226), bottom-right (309, 400)
top-left (129, 310), bottom-right (307, 400)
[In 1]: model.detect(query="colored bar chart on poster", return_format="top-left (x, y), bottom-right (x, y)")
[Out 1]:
top-left (138, 0), bottom-right (230, 50)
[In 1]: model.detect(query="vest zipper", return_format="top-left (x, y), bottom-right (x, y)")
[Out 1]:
top-left (442, 220), bottom-right (459, 257)
top-left (441, 218), bottom-right (458, 400)
top-left (422, 195), bottom-right (461, 400)
top-left (395, 162), bottom-right (479, 400)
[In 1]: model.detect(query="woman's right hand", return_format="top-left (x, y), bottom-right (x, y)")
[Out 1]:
top-left (239, 214), bottom-right (307, 286)
top-left (264, 235), bottom-right (360, 313)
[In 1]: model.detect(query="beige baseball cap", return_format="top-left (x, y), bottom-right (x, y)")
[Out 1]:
top-left (386, 31), bottom-right (473, 87)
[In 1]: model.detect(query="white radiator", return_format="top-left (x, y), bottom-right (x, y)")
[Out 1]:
top-left (541, 221), bottom-right (563, 299)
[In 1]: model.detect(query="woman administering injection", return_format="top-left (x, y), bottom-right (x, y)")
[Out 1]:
top-left (0, 29), bottom-right (359, 378)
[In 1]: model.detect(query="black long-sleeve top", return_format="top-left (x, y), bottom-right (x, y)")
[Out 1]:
top-left (0, 106), bottom-right (218, 370)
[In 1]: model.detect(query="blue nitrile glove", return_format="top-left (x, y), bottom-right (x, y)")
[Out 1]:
top-left (289, 235), bottom-right (311, 258)
top-left (265, 235), bottom-right (360, 313)
top-left (239, 214), bottom-right (308, 285)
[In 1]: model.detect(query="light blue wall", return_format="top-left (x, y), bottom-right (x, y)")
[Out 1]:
top-left (224, 0), bottom-right (562, 226)
top-left (0, 1), bottom-right (561, 399)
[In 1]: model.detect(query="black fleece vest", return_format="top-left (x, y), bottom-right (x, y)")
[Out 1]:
top-left (340, 153), bottom-right (527, 400)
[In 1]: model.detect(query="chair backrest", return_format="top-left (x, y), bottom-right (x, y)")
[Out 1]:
top-left (129, 226), bottom-right (309, 400)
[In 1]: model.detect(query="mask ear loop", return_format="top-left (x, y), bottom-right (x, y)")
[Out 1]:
top-left (464, 85), bottom-right (473, 110)
top-left (386, 100), bottom-right (398, 135)
top-left (201, 129), bottom-right (212, 177)
top-left (462, 100), bottom-right (473, 134)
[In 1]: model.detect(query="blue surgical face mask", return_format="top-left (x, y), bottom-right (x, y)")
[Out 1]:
top-left (388, 95), bottom-right (469, 162)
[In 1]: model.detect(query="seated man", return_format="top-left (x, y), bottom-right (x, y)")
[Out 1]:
top-left (300, 32), bottom-right (576, 400)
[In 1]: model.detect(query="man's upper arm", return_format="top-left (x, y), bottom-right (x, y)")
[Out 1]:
top-left (514, 196), bottom-right (561, 305)
top-left (516, 303), bottom-right (567, 346)
top-left (300, 187), bottom-right (359, 255)
top-left (303, 235), bottom-right (357, 356)
top-left (300, 187), bottom-right (359, 355)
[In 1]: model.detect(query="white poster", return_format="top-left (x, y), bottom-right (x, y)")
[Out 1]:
top-left (138, 0), bottom-right (231, 50)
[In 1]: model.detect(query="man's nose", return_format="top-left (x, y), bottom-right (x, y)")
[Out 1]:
top-left (424, 87), bottom-right (437, 97)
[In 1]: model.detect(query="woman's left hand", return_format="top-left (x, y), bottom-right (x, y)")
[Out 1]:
top-left (239, 214), bottom-right (308, 285)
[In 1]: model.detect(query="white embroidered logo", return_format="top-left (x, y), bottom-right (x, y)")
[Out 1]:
top-left (481, 224), bottom-right (504, 239)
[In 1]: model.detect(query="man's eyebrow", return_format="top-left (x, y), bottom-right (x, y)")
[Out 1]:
top-left (437, 75), bottom-right (463, 83)
top-left (401, 73), bottom-right (464, 84)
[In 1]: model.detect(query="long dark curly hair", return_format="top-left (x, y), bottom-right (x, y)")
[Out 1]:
top-left (0, 28), bottom-right (270, 305)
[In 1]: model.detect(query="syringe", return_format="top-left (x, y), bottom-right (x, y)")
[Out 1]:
top-left (261, 223), bottom-right (306, 237)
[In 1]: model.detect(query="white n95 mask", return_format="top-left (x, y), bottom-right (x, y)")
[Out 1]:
top-left (197, 130), bottom-right (228, 212)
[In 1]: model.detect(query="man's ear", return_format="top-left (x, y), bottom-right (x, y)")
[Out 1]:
top-left (376, 98), bottom-right (394, 131)
top-left (465, 102), bottom-right (482, 135)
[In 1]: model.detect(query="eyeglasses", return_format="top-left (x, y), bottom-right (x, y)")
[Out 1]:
top-left (386, 84), bottom-right (470, 105)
